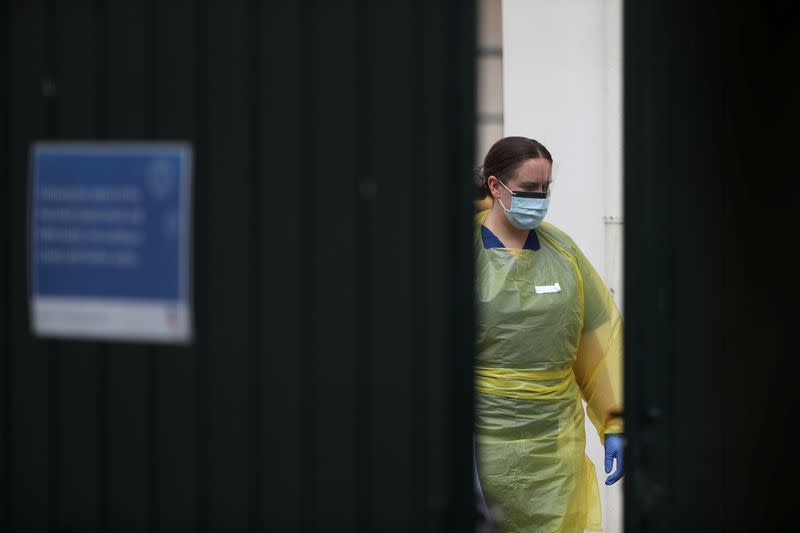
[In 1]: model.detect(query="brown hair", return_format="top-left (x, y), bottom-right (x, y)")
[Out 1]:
top-left (474, 136), bottom-right (553, 199)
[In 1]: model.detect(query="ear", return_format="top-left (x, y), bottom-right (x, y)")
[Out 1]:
top-left (487, 175), bottom-right (501, 198)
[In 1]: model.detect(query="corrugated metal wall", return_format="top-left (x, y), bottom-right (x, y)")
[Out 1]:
top-left (1, 1), bottom-right (476, 530)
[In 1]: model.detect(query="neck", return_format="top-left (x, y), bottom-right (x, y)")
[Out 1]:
top-left (484, 202), bottom-right (530, 248)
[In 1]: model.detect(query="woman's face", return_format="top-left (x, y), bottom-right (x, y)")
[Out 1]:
top-left (488, 157), bottom-right (553, 205)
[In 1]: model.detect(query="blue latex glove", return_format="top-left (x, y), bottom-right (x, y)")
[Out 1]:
top-left (604, 434), bottom-right (624, 485)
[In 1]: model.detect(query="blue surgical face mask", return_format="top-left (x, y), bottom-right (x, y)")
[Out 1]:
top-left (497, 179), bottom-right (550, 230)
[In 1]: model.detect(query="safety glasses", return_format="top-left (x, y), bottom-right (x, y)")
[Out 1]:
top-left (498, 179), bottom-right (552, 199)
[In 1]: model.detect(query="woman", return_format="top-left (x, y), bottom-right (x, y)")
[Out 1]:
top-left (474, 136), bottom-right (624, 532)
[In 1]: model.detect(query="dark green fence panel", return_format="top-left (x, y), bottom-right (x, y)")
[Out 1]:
top-left (1, 1), bottom-right (475, 531)
top-left (625, 1), bottom-right (797, 531)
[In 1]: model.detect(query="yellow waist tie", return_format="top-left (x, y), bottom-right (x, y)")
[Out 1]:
top-left (475, 366), bottom-right (574, 400)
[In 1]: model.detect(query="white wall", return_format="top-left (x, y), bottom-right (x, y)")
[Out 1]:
top-left (502, 1), bottom-right (624, 531)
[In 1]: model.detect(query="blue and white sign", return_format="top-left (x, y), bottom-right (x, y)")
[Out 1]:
top-left (29, 142), bottom-right (193, 343)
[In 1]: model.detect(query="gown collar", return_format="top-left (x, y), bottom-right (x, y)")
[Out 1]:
top-left (481, 225), bottom-right (540, 250)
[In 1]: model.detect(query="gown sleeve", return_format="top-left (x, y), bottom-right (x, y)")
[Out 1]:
top-left (570, 241), bottom-right (624, 443)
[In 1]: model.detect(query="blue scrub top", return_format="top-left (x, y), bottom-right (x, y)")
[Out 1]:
top-left (481, 225), bottom-right (541, 251)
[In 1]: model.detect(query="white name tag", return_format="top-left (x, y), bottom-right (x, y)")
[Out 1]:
top-left (534, 282), bottom-right (561, 294)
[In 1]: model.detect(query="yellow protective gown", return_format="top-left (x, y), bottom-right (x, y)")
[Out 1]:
top-left (474, 210), bottom-right (623, 533)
